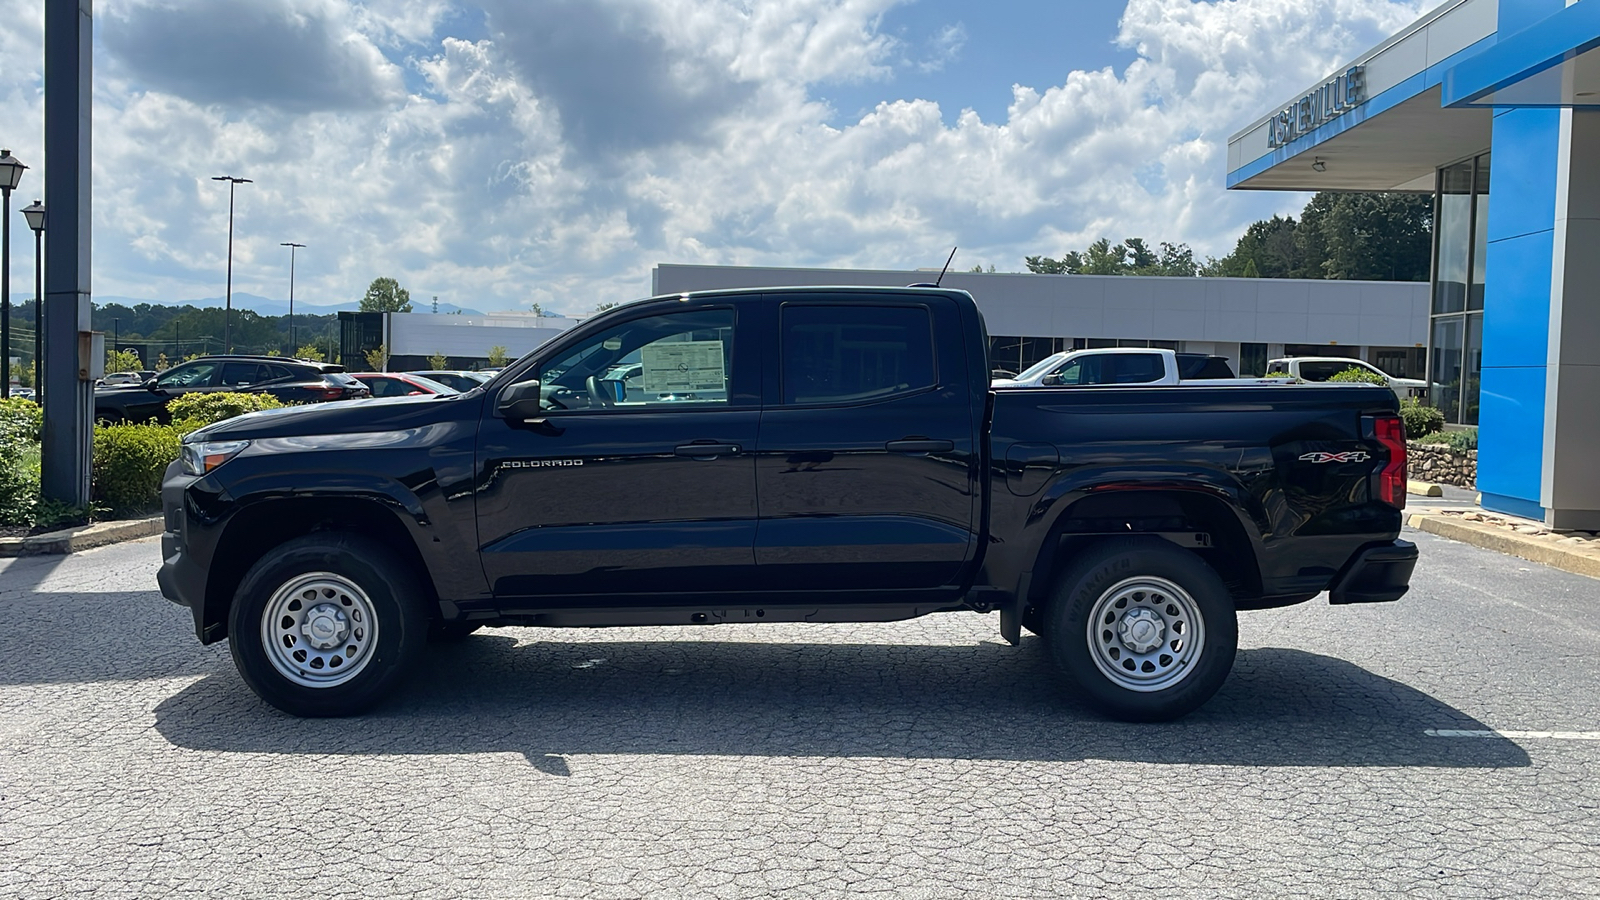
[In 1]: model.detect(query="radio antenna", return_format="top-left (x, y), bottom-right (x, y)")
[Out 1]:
top-left (934, 246), bottom-right (958, 287)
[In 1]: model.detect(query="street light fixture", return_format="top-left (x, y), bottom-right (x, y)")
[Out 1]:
top-left (281, 242), bottom-right (305, 352)
top-left (212, 175), bottom-right (252, 353)
top-left (21, 200), bottom-right (44, 396)
top-left (0, 149), bottom-right (28, 400)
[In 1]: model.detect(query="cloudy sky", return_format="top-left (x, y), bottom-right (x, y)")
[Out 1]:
top-left (0, 0), bottom-right (1431, 314)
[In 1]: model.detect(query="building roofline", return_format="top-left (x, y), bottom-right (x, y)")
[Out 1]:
top-left (1227, 0), bottom-right (1474, 144)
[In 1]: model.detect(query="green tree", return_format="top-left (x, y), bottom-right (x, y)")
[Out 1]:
top-left (428, 351), bottom-right (450, 370)
top-left (1328, 365), bottom-right (1389, 386)
top-left (487, 346), bottom-right (510, 367)
top-left (359, 277), bottom-right (413, 313)
top-left (1026, 238), bottom-right (1198, 277)
top-left (1313, 192), bottom-right (1433, 281)
top-left (105, 348), bottom-right (143, 374)
top-left (594, 302), bottom-right (619, 313)
top-left (1204, 192), bottom-right (1432, 281)
top-left (364, 344), bottom-right (388, 372)
top-left (1242, 258), bottom-right (1261, 278)
top-left (295, 344), bottom-right (325, 362)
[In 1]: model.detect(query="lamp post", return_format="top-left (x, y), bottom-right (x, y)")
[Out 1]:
top-left (211, 175), bottom-right (251, 353)
top-left (21, 200), bottom-right (43, 395)
top-left (0, 149), bottom-right (28, 400)
top-left (281, 242), bottom-right (305, 352)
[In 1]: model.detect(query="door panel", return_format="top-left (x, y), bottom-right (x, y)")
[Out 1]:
top-left (475, 305), bottom-right (760, 600)
top-left (753, 297), bottom-right (979, 593)
top-left (477, 410), bottom-right (759, 596)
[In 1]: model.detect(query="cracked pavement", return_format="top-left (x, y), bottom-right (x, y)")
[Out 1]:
top-left (1, 526), bottom-right (1598, 898)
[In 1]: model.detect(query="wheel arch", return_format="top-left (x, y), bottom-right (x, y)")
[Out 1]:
top-left (201, 495), bottom-right (441, 643)
top-left (1024, 486), bottom-right (1265, 614)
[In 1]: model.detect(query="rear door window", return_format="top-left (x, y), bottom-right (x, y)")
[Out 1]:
top-left (781, 305), bottom-right (935, 404)
top-left (219, 363), bottom-right (270, 388)
top-left (1298, 361), bottom-right (1347, 382)
top-left (1110, 354), bottom-right (1163, 384)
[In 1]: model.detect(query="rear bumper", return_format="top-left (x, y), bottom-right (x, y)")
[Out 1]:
top-left (1328, 539), bottom-right (1418, 604)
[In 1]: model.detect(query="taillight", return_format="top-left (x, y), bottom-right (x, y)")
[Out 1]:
top-left (1373, 414), bottom-right (1406, 509)
top-left (317, 387), bottom-right (344, 400)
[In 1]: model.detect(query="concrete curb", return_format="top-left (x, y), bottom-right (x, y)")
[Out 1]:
top-left (1406, 480), bottom-right (1444, 497)
top-left (0, 516), bottom-right (163, 558)
top-left (1409, 513), bottom-right (1600, 581)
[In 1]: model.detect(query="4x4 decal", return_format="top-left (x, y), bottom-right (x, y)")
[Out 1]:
top-left (1299, 451), bottom-right (1370, 464)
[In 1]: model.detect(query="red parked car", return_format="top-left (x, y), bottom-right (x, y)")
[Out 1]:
top-left (351, 373), bottom-right (461, 398)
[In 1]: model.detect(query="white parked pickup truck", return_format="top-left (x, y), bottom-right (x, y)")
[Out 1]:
top-left (1265, 357), bottom-right (1428, 399)
top-left (993, 348), bottom-right (1292, 388)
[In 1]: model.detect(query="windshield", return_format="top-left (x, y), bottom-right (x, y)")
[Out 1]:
top-left (1013, 352), bottom-right (1070, 382)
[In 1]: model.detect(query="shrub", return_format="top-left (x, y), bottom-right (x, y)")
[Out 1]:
top-left (0, 397), bottom-right (43, 445)
top-left (1327, 366), bottom-right (1389, 386)
top-left (1416, 427), bottom-right (1477, 453)
top-left (167, 392), bottom-right (285, 433)
top-left (0, 451), bottom-right (40, 526)
top-left (1399, 397), bottom-right (1446, 439)
top-left (92, 423), bottom-right (182, 517)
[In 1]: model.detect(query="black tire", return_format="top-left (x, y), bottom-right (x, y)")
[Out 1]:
top-left (428, 621), bottom-right (482, 643)
top-left (1044, 537), bottom-right (1237, 722)
top-left (228, 533), bottom-right (427, 717)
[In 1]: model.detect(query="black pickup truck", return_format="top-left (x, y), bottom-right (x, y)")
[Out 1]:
top-left (158, 286), bottom-right (1416, 721)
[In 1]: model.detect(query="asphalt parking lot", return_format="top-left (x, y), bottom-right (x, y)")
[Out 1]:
top-left (2, 527), bottom-right (1598, 899)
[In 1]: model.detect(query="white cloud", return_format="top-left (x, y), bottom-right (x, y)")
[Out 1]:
top-left (0, 0), bottom-right (1432, 315)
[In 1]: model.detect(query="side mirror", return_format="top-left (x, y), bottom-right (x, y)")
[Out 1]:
top-left (497, 380), bottom-right (543, 420)
top-left (145, 378), bottom-right (163, 393)
top-left (1041, 373), bottom-right (1061, 386)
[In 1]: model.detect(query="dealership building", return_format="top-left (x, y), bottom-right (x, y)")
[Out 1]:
top-left (1228, 0), bottom-right (1600, 527)
top-left (653, 264), bottom-right (1430, 379)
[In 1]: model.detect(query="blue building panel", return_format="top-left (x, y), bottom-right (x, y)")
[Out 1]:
top-left (1485, 109), bottom-right (1561, 242)
top-left (1477, 365), bottom-right (1547, 509)
top-left (1479, 230), bottom-right (1552, 369)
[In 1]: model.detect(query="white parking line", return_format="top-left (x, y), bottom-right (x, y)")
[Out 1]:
top-left (1426, 729), bottom-right (1600, 740)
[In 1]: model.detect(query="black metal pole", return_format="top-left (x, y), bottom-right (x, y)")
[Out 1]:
top-left (289, 246), bottom-right (296, 351)
top-left (224, 182), bottom-right (234, 353)
top-left (3, 186), bottom-right (11, 400)
top-left (33, 228), bottom-right (41, 395)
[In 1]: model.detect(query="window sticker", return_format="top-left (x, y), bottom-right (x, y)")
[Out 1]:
top-left (640, 340), bottom-right (726, 394)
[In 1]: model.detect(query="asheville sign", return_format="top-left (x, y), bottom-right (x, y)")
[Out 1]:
top-left (1266, 66), bottom-right (1367, 149)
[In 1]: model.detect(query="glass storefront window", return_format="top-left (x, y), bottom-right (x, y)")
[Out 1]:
top-left (1463, 314), bottom-right (1482, 425)
top-left (1431, 317), bottom-right (1465, 423)
top-left (1239, 343), bottom-right (1268, 377)
top-left (1433, 160), bottom-right (1474, 315)
top-left (1469, 153), bottom-right (1490, 311)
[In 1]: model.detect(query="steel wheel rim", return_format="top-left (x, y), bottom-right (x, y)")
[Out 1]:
top-left (260, 572), bottom-right (380, 688)
top-left (1085, 576), bottom-right (1205, 693)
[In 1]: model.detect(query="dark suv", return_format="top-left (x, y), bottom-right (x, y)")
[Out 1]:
top-left (94, 355), bottom-right (370, 423)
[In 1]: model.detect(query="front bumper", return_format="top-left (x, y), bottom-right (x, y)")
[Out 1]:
top-left (157, 460), bottom-right (219, 642)
top-left (1328, 539), bottom-right (1418, 604)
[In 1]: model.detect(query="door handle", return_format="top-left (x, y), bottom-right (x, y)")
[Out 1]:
top-left (675, 442), bottom-right (742, 459)
top-left (885, 439), bottom-right (954, 453)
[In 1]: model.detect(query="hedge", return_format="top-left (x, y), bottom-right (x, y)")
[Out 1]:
top-left (168, 392), bottom-right (284, 433)
top-left (0, 397), bottom-right (43, 445)
top-left (1327, 366), bottom-right (1389, 386)
top-left (1415, 426), bottom-right (1478, 454)
top-left (92, 423), bottom-right (182, 517)
top-left (1399, 397), bottom-right (1446, 439)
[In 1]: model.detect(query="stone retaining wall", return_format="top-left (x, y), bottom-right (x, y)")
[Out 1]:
top-left (1407, 441), bottom-right (1476, 489)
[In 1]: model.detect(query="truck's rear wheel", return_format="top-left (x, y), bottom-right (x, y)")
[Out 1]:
top-left (1045, 537), bottom-right (1237, 722)
top-left (228, 534), bottom-right (426, 717)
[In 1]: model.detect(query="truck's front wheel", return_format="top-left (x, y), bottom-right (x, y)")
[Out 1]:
top-left (1045, 538), bottom-right (1237, 722)
top-left (228, 534), bottom-right (427, 717)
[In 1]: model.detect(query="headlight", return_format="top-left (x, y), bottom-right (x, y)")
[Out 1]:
top-left (181, 440), bottom-right (251, 476)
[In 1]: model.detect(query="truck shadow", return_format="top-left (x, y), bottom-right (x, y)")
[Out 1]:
top-left (152, 634), bottom-right (1530, 770)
